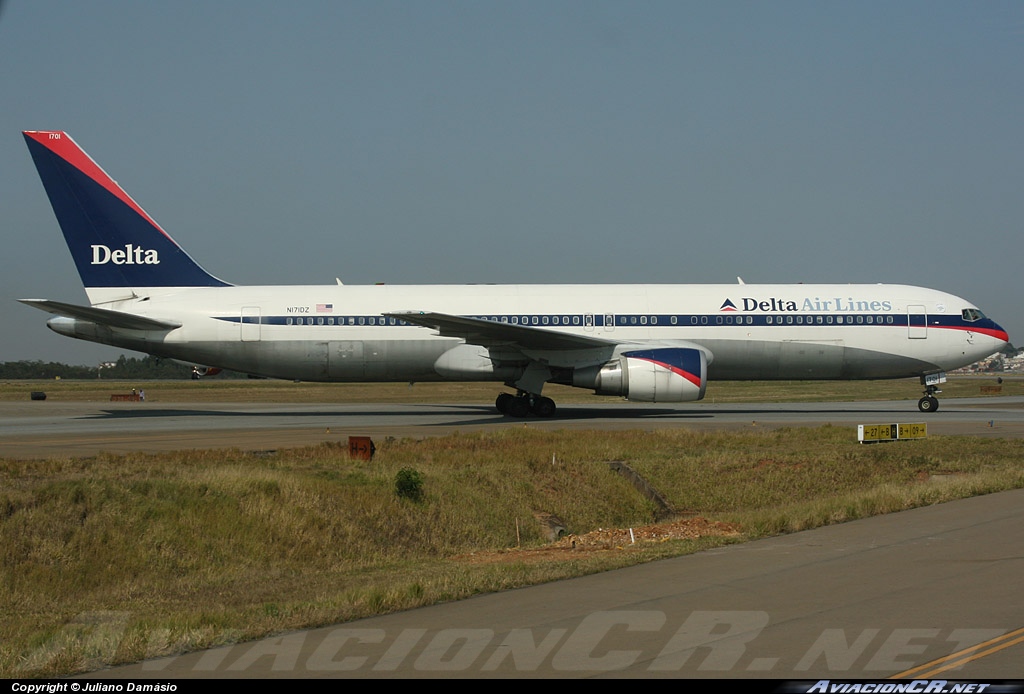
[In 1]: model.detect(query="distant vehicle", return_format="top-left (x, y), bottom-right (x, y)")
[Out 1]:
top-left (20, 131), bottom-right (1009, 415)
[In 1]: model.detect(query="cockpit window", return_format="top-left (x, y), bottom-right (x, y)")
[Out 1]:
top-left (962, 308), bottom-right (986, 322)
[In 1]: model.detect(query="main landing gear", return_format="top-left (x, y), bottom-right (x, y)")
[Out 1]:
top-left (495, 391), bottom-right (556, 418)
top-left (918, 385), bottom-right (941, 413)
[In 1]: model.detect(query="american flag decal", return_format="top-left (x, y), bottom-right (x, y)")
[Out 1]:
top-left (316, 303), bottom-right (333, 313)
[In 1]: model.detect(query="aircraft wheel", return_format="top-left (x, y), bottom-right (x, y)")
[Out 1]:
top-left (531, 396), bottom-right (556, 418)
top-left (495, 392), bottom-right (513, 414)
top-left (918, 396), bottom-right (939, 413)
top-left (507, 396), bottom-right (530, 418)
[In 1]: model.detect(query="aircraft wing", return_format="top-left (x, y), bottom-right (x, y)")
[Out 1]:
top-left (19, 299), bottom-right (182, 331)
top-left (385, 311), bottom-right (617, 351)
top-left (387, 311), bottom-right (713, 401)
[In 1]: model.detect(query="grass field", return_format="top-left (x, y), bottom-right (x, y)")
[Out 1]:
top-left (0, 375), bottom-right (1022, 677)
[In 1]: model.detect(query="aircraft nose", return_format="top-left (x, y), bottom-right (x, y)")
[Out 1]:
top-left (987, 320), bottom-right (1010, 345)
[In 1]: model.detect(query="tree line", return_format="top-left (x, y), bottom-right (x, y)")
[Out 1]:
top-left (0, 355), bottom-right (244, 380)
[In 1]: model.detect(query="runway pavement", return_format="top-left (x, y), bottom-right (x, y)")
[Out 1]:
top-left (2, 395), bottom-right (1023, 459)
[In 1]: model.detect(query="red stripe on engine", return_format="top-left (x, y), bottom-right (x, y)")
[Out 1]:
top-left (639, 359), bottom-right (702, 388)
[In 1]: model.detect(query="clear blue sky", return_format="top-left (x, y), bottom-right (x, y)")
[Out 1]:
top-left (2, 1), bottom-right (1021, 365)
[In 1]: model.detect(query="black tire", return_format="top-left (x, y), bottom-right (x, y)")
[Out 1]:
top-left (918, 396), bottom-right (939, 413)
top-left (507, 397), bottom-right (530, 418)
top-left (531, 396), bottom-right (556, 418)
top-left (495, 392), bottom-right (513, 414)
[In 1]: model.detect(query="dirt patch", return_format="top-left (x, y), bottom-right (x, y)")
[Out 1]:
top-left (454, 517), bottom-right (741, 565)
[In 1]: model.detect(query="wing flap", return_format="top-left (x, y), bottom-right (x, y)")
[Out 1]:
top-left (385, 311), bottom-right (615, 351)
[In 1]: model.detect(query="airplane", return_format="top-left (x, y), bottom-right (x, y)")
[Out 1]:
top-left (20, 130), bottom-right (1010, 416)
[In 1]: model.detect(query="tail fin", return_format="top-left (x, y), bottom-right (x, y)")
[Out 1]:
top-left (23, 131), bottom-right (230, 296)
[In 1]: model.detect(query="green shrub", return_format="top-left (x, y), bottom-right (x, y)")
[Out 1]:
top-left (395, 467), bottom-right (424, 501)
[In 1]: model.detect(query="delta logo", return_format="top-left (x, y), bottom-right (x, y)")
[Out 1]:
top-left (722, 296), bottom-right (894, 312)
top-left (721, 298), bottom-right (800, 312)
top-left (91, 244), bottom-right (160, 265)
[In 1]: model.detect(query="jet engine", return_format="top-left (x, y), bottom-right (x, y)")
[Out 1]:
top-left (573, 347), bottom-right (708, 402)
top-left (191, 366), bottom-right (223, 379)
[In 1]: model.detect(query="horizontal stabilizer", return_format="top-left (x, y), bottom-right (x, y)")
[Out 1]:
top-left (19, 299), bottom-right (181, 331)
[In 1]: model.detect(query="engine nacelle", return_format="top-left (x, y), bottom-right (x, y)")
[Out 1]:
top-left (191, 366), bottom-right (223, 379)
top-left (574, 347), bottom-right (707, 402)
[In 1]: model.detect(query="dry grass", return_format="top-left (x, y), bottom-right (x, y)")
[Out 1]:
top-left (2, 425), bottom-right (1024, 677)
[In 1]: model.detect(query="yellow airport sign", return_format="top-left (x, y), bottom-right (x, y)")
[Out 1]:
top-left (858, 423), bottom-right (927, 443)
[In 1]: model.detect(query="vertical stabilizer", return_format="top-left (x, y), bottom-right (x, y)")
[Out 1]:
top-left (23, 131), bottom-right (230, 298)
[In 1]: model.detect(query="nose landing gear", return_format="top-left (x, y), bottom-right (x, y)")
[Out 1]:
top-left (918, 387), bottom-right (940, 413)
top-left (918, 372), bottom-right (946, 412)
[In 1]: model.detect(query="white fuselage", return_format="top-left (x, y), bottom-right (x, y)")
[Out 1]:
top-left (58, 282), bottom-right (1004, 385)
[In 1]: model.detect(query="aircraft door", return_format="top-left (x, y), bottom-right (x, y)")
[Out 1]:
top-left (241, 306), bottom-right (261, 342)
top-left (908, 305), bottom-right (927, 339)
